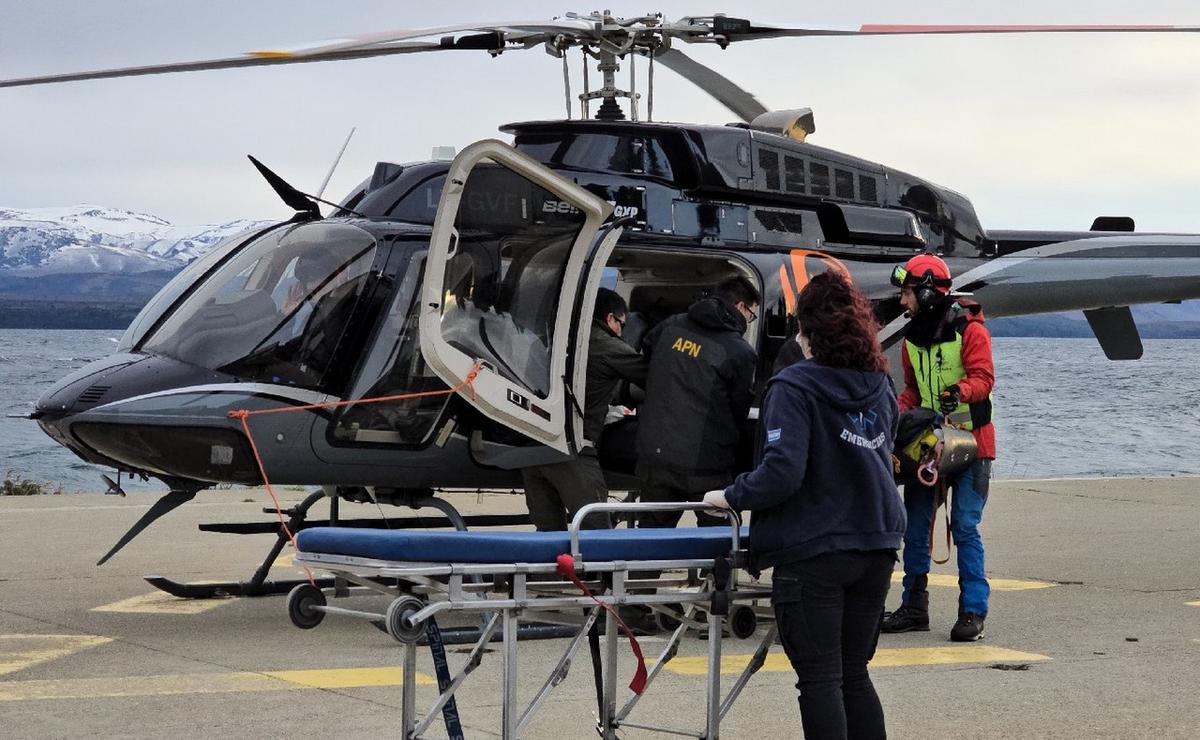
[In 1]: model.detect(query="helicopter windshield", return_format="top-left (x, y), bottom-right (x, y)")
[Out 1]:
top-left (140, 222), bottom-right (379, 392)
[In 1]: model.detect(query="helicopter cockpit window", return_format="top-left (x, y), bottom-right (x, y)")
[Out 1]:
top-left (436, 165), bottom-right (587, 399)
top-left (516, 133), bottom-right (673, 180)
top-left (140, 223), bottom-right (379, 393)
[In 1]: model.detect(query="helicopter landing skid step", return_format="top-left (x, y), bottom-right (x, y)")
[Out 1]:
top-left (144, 575), bottom-right (339, 599)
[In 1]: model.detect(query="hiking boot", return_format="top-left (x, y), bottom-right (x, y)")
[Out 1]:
top-left (880, 604), bottom-right (930, 633)
top-left (951, 612), bottom-right (985, 642)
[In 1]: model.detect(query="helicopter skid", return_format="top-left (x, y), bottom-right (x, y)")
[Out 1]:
top-left (144, 574), bottom-right (339, 599)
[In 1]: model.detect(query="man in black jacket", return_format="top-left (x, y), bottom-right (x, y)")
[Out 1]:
top-left (521, 288), bottom-right (647, 530)
top-left (635, 276), bottom-right (759, 527)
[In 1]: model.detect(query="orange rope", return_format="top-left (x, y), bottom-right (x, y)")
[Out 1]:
top-left (226, 362), bottom-right (483, 586)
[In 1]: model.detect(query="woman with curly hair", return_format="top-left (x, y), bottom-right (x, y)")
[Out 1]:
top-left (705, 270), bottom-right (905, 740)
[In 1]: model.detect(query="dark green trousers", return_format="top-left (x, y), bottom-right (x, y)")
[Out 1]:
top-left (521, 452), bottom-right (612, 531)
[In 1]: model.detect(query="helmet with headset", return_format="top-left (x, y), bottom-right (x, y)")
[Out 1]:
top-left (891, 253), bottom-right (953, 311)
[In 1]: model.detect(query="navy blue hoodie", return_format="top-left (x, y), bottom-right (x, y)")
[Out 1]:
top-left (723, 358), bottom-right (905, 569)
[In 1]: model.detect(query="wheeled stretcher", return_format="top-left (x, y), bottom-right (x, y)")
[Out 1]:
top-left (286, 502), bottom-right (776, 739)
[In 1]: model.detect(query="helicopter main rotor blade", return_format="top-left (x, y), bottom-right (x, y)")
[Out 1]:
top-left (685, 20), bottom-right (1200, 43)
top-left (0, 42), bottom-right (444, 88)
top-left (6, 15), bottom-right (1197, 91)
top-left (0, 21), bottom-right (579, 90)
top-left (250, 18), bottom-right (596, 58)
top-left (654, 48), bottom-right (766, 123)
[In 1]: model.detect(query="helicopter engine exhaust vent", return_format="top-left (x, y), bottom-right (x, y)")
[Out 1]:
top-left (750, 108), bottom-right (816, 142)
top-left (77, 385), bottom-right (110, 405)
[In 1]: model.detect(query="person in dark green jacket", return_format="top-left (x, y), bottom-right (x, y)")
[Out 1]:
top-left (521, 288), bottom-right (647, 530)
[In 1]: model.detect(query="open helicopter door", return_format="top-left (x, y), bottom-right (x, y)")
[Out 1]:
top-left (420, 139), bottom-right (619, 454)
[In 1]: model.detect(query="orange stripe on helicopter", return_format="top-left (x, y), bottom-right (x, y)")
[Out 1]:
top-left (788, 249), bottom-right (851, 299)
top-left (778, 264), bottom-right (796, 314)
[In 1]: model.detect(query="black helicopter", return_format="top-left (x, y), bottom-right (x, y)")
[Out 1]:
top-left (8, 13), bottom-right (1200, 597)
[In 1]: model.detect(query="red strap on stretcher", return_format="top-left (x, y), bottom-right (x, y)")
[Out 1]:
top-left (556, 553), bottom-right (648, 694)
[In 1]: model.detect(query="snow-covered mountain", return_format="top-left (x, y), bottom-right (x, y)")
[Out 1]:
top-left (0, 205), bottom-right (274, 275)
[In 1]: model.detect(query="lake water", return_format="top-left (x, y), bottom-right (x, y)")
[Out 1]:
top-left (1, 330), bottom-right (1197, 492)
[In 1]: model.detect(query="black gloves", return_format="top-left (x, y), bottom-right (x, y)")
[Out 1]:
top-left (939, 384), bottom-right (961, 415)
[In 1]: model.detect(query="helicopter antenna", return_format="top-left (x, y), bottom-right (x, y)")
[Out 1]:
top-left (316, 126), bottom-right (356, 200)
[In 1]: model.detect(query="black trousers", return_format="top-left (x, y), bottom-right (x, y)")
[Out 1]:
top-left (520, 453), bottom-right (611, 531)
top-left (635, 464), bottom-right (731, 528)
top-left (772, 549), bottom-right (896, 740)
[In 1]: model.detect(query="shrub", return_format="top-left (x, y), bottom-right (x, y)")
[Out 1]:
top-left (1, 470), bottom-right (64, 496)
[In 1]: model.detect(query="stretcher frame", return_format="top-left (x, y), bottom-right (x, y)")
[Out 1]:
top-left (289, 501), bottom-right (776, 739)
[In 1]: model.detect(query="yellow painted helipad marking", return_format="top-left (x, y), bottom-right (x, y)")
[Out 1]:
top-left (1187, 600), bottom-right (1200, 607)
top-left (0, 667), bottom-right (433, 702)
top-left (92, 591), bottom-right (231, 615)
top-left (273, 552), bottom-right (296, 569)
top-left (0, 635), bottom-right (113, 677)
top-left (890, 573), bottom-right (1054, 591)
top-left (663, 646), bottom-right (1048, 676)
top-left (265, 666), bottom-right (428, 689)
top-left (869, 646), bottom-right (1048, 667)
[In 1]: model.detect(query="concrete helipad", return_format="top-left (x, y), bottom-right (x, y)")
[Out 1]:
top-left (0, 477), bottom-right (1197, 738)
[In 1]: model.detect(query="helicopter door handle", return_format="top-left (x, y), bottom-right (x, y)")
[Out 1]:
top-left (446, 228), bottom-right (459, 257)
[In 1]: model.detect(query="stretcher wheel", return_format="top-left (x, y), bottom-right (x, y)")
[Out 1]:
top-left (386, 595), bottom-right (426, 643)
top-left (729, 605), bottom-right (758, 639)
top-left (287, 583), bottom-right (327, 630)
top-left (655, 603), bottom-right (684, 632)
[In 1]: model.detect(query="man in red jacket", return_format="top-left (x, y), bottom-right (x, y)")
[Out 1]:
top-left (881, 254), bottom-right (996, 641)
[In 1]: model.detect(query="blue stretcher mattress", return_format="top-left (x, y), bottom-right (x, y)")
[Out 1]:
top-left (296, 526), bottom-right (748, 565)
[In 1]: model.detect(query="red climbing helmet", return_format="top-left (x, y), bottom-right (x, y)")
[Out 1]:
top-left (890, 253), bottom-right (953, 293)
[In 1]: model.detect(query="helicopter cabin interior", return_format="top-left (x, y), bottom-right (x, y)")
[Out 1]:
top-left (330, 238), bottom-right (762, 477)
top-left (604, 247), bottom-right (759, 351)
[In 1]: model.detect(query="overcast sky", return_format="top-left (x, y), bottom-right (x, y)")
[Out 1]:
top-left (1, 1), bottom-right (1198, 231)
